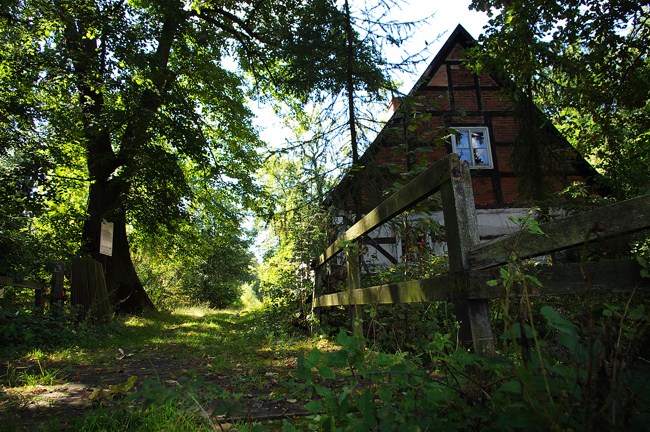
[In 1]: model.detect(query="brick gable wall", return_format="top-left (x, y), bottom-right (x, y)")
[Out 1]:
top-left (329, 33), bottom-right (593, 214)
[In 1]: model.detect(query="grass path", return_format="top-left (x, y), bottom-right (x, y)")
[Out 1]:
top-left (0, 307), bottom-right (334, 431)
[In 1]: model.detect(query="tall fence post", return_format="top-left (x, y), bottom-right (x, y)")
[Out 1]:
top-left (440, 158), bottom-right (495, 355)
top-left (346, 245), bottom-right (364, 338)
top-left (311, 265), bottom-right (323, 335)
top-left (49, 261), bottom-right (66, 308)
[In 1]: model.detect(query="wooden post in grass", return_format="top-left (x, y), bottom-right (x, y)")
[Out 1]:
top-left (34, 284), bottom-right (45, 314)
top-left (311, 264), bottom-right (323, 335)
top-left (440, 158), bottom-right (495, 355)
top-left (49, 261), bottom-right (66, 308)
top-left (70, 258), bottom-right (112, 323)
top-left (346, 245), bottom-right (364, 338)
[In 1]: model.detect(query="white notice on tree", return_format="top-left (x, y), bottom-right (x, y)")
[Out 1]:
top-left (99, 220), bottom-right (114, 256)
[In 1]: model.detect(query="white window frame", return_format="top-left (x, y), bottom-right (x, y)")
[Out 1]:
top-left (450, 127), bottom-right (493, 169)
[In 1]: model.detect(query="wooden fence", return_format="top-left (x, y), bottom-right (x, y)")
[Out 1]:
top-left (311, 154), bottom-right (650, 355)
top-left (0, 258), bottom-right (111, 322)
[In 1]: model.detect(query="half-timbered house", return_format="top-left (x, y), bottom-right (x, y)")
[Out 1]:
top-left (326, 24), bottom-right (598, 268)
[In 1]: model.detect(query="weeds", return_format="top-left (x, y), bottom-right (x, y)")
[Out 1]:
top-left (2, 360), bottom-right (59, 387)
top-left (285, 296), bottom-right (650, 431)
top-left (20, 360), bottom-right (59, 386)
top-left (283, 216), bottom-right (650, 431)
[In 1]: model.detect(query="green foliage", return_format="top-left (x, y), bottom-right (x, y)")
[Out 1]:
top-left (286, 294), bottom-right (650, 431)
top-left (288, 207), bottom-right (650, 430)
top-left (89, 377), bottom-right (266, 432)
top-left (257, 153), bottom-right (333, 325)
top-left (0, 306), bottom-right (76, 356)
top-left (360, 302), bottom-right (458, 354)
top-left (288, 330), bottom-right (491, 431)
top-left (469, 0), bottom-right (650, 198)
top-left (2, 359), bottom-right (60, 387)
top-left (0, 144), bottom-right (85, 280)
top-left (632, 239), bottom-right (650, 279)
top-left (342, 214), bottom-right (454, 353)
top-left (1, 0), bottom-right (401, 312)
top-left (131, 204), bottom-right (256, 310)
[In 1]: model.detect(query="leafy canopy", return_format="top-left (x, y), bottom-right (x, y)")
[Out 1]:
top-left (469, 0), bottom-right (650, 198)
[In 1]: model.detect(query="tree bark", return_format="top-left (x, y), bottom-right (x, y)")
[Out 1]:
top-left (104, 212), bottom-right (155, 313)
top-left (81, 183), bottom-right (155, 313)
top-left (65, 7), bottom-right (182, 314)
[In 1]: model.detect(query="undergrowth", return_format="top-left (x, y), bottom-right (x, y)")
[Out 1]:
top-left (285, 214), bottom-right (650, 431)
top-left (285, 295), bottom-right (650, 431)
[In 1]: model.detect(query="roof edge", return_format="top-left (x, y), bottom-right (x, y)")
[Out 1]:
top-left (410, 24), bottom-right (477, 95)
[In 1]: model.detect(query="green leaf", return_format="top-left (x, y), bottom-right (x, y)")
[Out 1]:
top-left (629, 305), bottom-right (646, 321)
top-left (316, 365), bottom-right (335, 380)
top-left (525, 275), bottom-right (543, 287)
top-left (304, 400), bottom-right (323, 413)
top-left (283, 420), bottom-right (298, 432)
top-left (498, 379), bottom-right (521, 394)
top-left (313, 383), bottom-right (332, 398)
top-left (540, 306), bottom-right (578, 339)
top-left (378, 386), bottom-right (393, 402)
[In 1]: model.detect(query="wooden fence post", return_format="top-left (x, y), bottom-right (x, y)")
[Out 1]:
top-left (440, 158), bottom-right (495, 355)
top-left (311, 265), bottom-right (323, 335)
top-left (346, 246), bottom-right (364, 338)
top-left (34, 285), bottom-right (45, 315)
top-left (49, 261), bottom-right (66, 308)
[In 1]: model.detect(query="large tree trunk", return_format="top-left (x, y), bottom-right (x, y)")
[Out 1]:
top-left (81, 179), bottom-right (156, 313)
top-left (104, 213), bottom-right (155, 313)
top-left (66, 10), bottom-right (181, 314)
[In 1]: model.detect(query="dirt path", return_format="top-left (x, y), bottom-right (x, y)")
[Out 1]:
top-left (0, 309), bottom-right (321, 430)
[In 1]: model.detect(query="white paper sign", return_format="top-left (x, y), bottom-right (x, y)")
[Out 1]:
top-left (99, 220), bottom-right (114, 256)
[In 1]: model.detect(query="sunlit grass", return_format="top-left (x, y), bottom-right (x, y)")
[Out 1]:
top-left (172, 305), bottom-right (215, 318)
top-left (2, 359), bottom-right (61, 388)
top-left (123, 316), bottom-right (151, 327)
top-left (24, 348), bottom-right (48, 360)
top-left (2, 304), bottom-right (339, 431)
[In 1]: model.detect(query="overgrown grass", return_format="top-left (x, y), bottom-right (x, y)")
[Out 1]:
top-left (4, 276), bottom-right (648, 432)
top-left (0, 303), bottom-right (334, 431)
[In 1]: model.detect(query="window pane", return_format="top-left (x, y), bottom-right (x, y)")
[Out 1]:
top-left (452, 127), bottom-right (491, 168)
top-left (473, 148), bottom-right (489, 165)
top-left (470, 131), bottom-right (485, 149)
top-left (457, 147), bottom-right (472, 163)
top-left (457, 131), bottom-right (470, 148)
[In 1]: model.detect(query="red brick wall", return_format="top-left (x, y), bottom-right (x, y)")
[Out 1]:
top-left (500, 177), bottom-right (520, 204)
top-left (447, 44), bottom-right (465, 61)
top-left (472, 177), bottom-right (496, 207)
top-left (420, 89), bottom-right (451, 111)
top-left (333, 40), bottom-right (592, 214)
top-left (454, 89), bottom-right (479, 111)
top-left (481, 90), bottom-right (513, 111)
top-left (495, 145), bottom-right (515, 172)
top-left (491, 116), bottom-right (518, 142)
top-left (451, 66), bottom-right (475, 86)
top-left (427, 68), bottom-right (448, 87)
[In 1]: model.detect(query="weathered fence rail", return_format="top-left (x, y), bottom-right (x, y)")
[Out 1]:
top-left (1, 258), bottom-right (112, 321)
top-left (0, 276), bottom-right (47, 290)
top-left (312, 154), bottom-right (650, 355)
